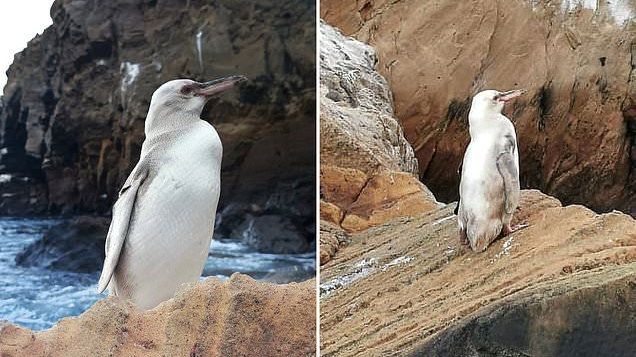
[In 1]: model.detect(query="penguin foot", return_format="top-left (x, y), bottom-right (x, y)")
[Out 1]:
top-left (503, 222), bottom-right (528, 236)
top-left (459, 229), bottom-right (469, 246)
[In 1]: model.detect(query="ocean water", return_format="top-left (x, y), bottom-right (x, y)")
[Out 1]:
top-left (0, 218), bottom-right (315, 331)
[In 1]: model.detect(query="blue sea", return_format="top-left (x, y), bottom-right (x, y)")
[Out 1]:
top-left (0, 218), bottom-right (315, 330)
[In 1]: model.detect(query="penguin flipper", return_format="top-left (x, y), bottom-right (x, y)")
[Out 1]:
top-left (97, 163), bottom-right (149, 293)
top-left (496, 145), bottom-right (520, 216)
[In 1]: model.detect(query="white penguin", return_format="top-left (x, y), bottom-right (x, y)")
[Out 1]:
top-left (97, 76), bottom-right (246, 309)
top-left (458, 89), bottom-right (526, 252)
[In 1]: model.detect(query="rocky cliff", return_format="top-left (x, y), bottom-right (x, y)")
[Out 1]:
top-left (319, 17), bottom-right (636, 356)
top-left (0, 274), bottom-right (316, 356)
top-left (0, 0), bottom-right (316, 251)
top-left (322, 0), bottom-right (635, 216)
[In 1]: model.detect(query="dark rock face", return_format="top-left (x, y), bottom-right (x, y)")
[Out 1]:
top-left (215, 177), bottom-right (316, 252)
top-left (242, 214), bottom-right (310, 254)
top-left (0, 0), bottom-right (316, 251)
top-left (15, 216), bottom-right (110, 273)
top-left (262, 265), bottom-right (317, 284)
top-left (412, 274), bottom-right (636, 357)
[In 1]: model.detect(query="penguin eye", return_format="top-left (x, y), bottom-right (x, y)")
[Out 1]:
top-left (180, 84), bottom-right (196, 96)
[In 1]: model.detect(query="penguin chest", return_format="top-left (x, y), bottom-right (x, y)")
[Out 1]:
top-left (121, 156), bottom-right (220, 286)
top-left (144, 156), bottom-right (220, 242)
top-left (460, 134), bottom-right (506, 218)
top-left (462, 135), bottom-right (499, 183)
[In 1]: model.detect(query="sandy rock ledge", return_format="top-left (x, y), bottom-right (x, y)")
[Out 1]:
top-left (0, 274), bottom-right (316, 357)
top-left (320, 190), bottom-right (636, 356)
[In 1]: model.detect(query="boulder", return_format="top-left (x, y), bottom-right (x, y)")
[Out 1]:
top-left (320, 21), bottom-right (418, 175)
top-left (242, 215), bottom-right (310, 254)
top-left (15, 216), bottom-right (110, 273)
top-left (319, 190), bottom-right (636, 356)
top-left (320, 165), bottom-right (369, 209)
top-left (340, 171), bottom-right (441, 232)
top-left (322, 0), bottom-right (636, 216)
top-left (320, 165), bottom-right (440, 233)
top-left (320, 200), bottom-right (344, 226)
top-left (215, 178), bottom-right (316, 253)
top-left (319, 22), bottom-right (439, 237)
top-left (0, 274), bottom-right (316, 356)
top-left (319, 221), bottom-right (350, 265)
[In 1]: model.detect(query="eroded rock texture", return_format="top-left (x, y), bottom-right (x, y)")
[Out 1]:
top-left (320, 190), bottom-right (636, 356)
top-left (320, 21), bottom-right (418, 175)
top-left (322, 0), bottom-right (636, 215)
top-left (0, 0), bottom-right (316, 250)
top-left (320, 165), bottom-right (440, 233)
top-left (319, 22), bottom-right (438, 240)
top-left (0, 274), bottom-right (316, 356)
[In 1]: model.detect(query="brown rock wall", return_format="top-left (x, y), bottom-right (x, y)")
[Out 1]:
top-left (322, 0), bottom-right (636, 215)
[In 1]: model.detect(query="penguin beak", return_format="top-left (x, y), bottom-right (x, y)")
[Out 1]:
top-left (197, 75), bottom-right (247, 98)
top-left (495, 89), bottom-right (527, 102)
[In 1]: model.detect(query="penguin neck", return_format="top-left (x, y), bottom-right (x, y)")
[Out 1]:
top-left (145, 103), bottom-right (202, 138)
top-left (468, 105), bottom-right (503, 138)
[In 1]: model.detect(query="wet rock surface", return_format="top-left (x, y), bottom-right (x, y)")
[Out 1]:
top-left (0, 0), bottom-right (316, 251)
top-left (15, 216), bottom-right (109, 273)
top-left (322, 0), bottom-right (636, 216)
top-left (242, 214), bottom-right (310, 254)
top-left (319, 190), bottom-right (636, 356)
top-left (339, 170), bottom-right (440, 232)
top-left (0, 274), bottom-right (316, 356)
top-left (215, 177), bottom-right (316, 253)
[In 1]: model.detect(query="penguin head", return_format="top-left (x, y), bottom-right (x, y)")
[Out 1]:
top-left (471, 89), bottom-right (527, 115)
top-left (149, 76), bottom-right (247, 116)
